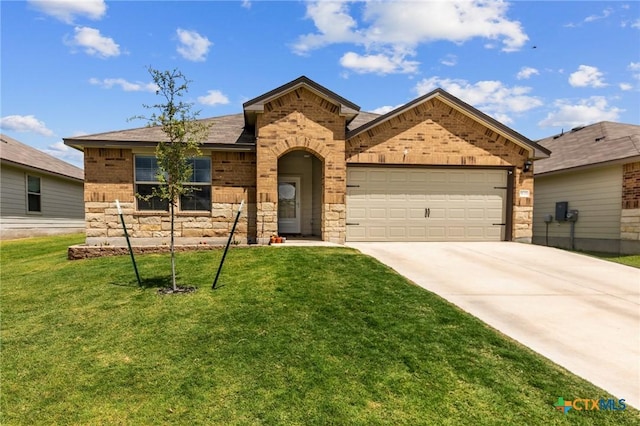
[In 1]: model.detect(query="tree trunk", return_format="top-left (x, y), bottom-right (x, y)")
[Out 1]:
top-left (170, 200), bottom-right (177, 291)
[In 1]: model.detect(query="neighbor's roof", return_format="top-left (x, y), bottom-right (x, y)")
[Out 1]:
top-left (535, 121), bottom-right (640, 175)
top-left (1, 134), bottom-right (84, 181)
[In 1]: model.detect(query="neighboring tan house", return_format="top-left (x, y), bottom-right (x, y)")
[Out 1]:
top-left (63, 76), bottom-right (550, 248)
top-left (533, 121), bottom-right (640, 254)
top-left (1, 134), bottom-right (84, 239)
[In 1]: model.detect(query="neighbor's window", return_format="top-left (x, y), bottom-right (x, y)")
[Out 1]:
top-left (134, 155), bottom-right (211, 211)
top-left (27, 175), bottom-right (41, 213)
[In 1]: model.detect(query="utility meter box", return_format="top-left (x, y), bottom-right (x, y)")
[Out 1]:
top-left (544, 214), bottom-right (553, 223)
top-left (566, 210), bottom-right (579, 222)
top-left (555, 202), bottom-right (569, 222)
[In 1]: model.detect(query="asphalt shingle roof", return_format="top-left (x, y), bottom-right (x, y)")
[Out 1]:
top-left (535, 121), bottom-right (640, 175)
top-left (64, 114), bottom-right (254, 148)
top-left (1, 134), bottom-right (84, 181)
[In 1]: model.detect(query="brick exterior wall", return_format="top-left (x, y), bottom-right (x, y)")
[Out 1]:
top-left (255, 87), bottom-right (347, 243)
top-left (78, 88), bottom-right (536, 248)
top-left (346, 98), bottom-right (533, 241)
top-left (83, 148), bottom-right (252, 246)
top-left (621, 161), bottom-right (640, 242)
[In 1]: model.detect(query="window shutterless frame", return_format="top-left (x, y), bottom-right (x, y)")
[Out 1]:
top-left (133, 155), bottom-right (212, 212)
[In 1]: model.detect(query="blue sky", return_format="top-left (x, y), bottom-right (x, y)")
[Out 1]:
top-left (1, 0), bottom-right (639, 169)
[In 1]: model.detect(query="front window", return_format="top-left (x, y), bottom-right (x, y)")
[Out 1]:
top-left (134, 155), bottom-right (211, 211)
top-left (180, 157), bottom-right (212, 211)
top-left (27, 175), bottom-right (41, 213)
top-left (134, 156), bottom-right (169, 211)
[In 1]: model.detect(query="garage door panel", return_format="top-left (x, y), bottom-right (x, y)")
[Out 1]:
top-left (388, 227), bottom-right (407, 238)
top-left (408, 227), bottom-right (427, 238)
top-left (428, 227), bottom-right (446, 238)
top-left (349, 190), bottom-right (367, 200)
top-left (347, 167), bottom-right (507, 242)
top-left (409, 208), bottom-right (425, 219)
top-left (389, 208), bottom-right (406, 219)
top-left (349, 169), bottom-right (367, 180)
top-left (447, 227), bottom-right (466, 238)
top-left (487, 208), bottom-right (504, 220)
top-left (369, 208), bottom-right (387, 219)
top-left (349, 207), bottom-right (367, 219)
top-left (368, 227), bottom-right (388, 238)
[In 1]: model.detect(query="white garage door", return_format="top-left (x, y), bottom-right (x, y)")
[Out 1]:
top-left (346, 167), bottom-right (508, 242)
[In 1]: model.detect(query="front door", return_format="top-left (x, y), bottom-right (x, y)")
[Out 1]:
top-left (278, 177), bottom-right (301, 234)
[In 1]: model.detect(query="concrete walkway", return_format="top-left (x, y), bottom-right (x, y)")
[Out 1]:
top-left (346, 242), bottom-right (640, 408)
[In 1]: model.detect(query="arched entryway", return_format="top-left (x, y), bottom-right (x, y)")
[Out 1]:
top-left (277, 150), bottom-right (323, 238)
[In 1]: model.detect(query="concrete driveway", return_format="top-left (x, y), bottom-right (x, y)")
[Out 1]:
top-left (346, 242), bottom-right (640, 408)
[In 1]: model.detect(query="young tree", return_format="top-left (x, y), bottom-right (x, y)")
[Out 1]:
top-left (134, 67), bottom-right (211, 291)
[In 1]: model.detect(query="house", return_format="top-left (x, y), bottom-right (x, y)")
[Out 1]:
top-left (532, 121), bottom-right (640, 254)
top-left (63, 76), bottom-right (549, 250)
top-left (1, 134), bottom-right (84, 239)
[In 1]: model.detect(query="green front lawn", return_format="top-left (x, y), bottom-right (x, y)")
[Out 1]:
top-left (1, 235), bottom-right (637, 425)
top-left (577, 251), bottom-right (640, 268)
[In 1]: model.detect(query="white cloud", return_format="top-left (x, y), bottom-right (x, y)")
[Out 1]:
top-left (632, 19), bottom-right (640, 29)
top-left (197, 90), bottom-right (230, 106)
top-left (414, 77), bottom-right (542, 124)
top-left (584, 8), bottom-right (613, 23)
top-left (292, 1), bottom-right (363, 54)
top-left (440, 54), bottom-right (457, 67)
top-left (67, 26), bottom-right (120, 58)
top-left (44, 141), bottom-right (84, 168)
top-left (176, 29), bottom-right (212, 62)
top-left (565, 7), bottom-right (614, 27)
top-left (538, 96), bottom-right (622, 128)
top-left (241, 0), bottom-right (251, 9)
top-left (0, 115), bottom-right (54, 136)
top-left (629, 62), bottom-right (640, 80)
top-left (516, 66), bottom-right (539, 80)
top-left (619, 83), bottom-right (633, 91)
top-left (568, 65), bottom-right (607, 88)
top-left (89, 78), bottom-right (158, 92)
top-left (340, 51), bottom-right (418, 74)
top-left (28, 0), bottom-right (106, 24)
top-left (293, 0), bottom-right (528, 75)
top-left (361, 1), bottom-right (528, 52)
top-left (371, 104), bottom-right (404, 115)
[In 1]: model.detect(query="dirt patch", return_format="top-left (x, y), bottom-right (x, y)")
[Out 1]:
top-left (157, 286), bottom-right (198, 295)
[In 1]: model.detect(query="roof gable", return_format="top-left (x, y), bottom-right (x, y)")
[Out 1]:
top-left (1, 134), bottom-right (84, 181)
top-left (535, 121), bottom-right (640, 175)
top-left (347, 88), bottom-right (550, 159)
top-left (243, 76), bottom-right (360, 127)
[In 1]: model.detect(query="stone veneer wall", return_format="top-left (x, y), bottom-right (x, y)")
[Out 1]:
top-left (621, 161), bottom-right (640, 248)
top-left (255, 87), bottom-right (347, 244)
top-left (82, 147), bottom-right (254, 246)
top-left (345, 97), bottom-right (533, 242)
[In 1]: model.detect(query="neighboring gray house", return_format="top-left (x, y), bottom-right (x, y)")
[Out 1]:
top-left (532, 122), bottom-right (640, 254)
top-left (1, 134), bottom-right (84, 239)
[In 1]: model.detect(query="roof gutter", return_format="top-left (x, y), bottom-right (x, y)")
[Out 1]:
top-left (63, 139), bottom-right (256, 152)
